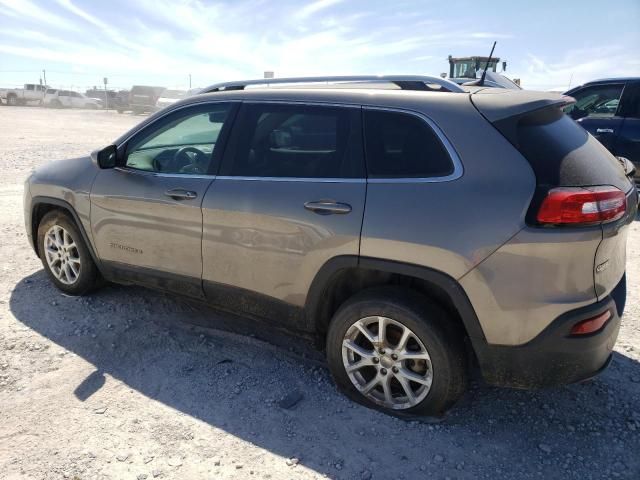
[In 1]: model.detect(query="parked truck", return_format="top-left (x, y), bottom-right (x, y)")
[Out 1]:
top-left (0, 83), bottom-right (48, 106)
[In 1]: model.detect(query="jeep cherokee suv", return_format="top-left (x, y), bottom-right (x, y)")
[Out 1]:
top-left (23, 76), bottom-right (638, 417)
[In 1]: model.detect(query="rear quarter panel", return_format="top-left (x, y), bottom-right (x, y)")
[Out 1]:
top-left (359, 94), bottom-right (536, 280)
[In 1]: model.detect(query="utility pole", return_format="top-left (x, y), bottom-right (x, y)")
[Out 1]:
top-left (103, 77), bottom-right (109, 110)
top-left (189, 73), bottom-right (192, 89)
top-left (42, 69), bottom-right (47, 86)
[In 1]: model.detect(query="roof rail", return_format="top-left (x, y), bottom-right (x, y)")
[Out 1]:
top-left (199, 75), bottom-right (466, 94)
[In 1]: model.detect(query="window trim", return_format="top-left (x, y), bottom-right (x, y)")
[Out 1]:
top-left (218, 100), bottom-right (366, 182)
top-left (117, 101), bottom-right (239, 177)
top-left (363, 106), bottom-right (463, 184)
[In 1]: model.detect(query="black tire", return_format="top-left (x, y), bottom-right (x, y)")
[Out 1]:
top-left (326, 287), bottom-right (468, 418)
top-left (37, 210), bottom-right (101, 295)
top-left (50, 99), bottom-right (62, 108)
top-left (7, 94), bottom-right (18, 106)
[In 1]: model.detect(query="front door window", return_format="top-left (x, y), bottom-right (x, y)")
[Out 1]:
top-left (125, 104), bottom-right (232, 175)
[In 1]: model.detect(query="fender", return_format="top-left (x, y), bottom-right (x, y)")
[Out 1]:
top-left (30, 196), bottom-right (102, 269)
top-left (305, 255), bottom-right (488, 355)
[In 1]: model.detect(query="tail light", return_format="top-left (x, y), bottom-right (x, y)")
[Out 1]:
top-left (536, 186), bottom-right (626, 225)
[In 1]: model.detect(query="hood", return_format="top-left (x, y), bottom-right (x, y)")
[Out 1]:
top-left (32, 156), bottom-right (94, 183)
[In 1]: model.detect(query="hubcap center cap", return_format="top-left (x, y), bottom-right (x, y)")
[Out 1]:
top-left (380, 355), bottom-right (394, 369)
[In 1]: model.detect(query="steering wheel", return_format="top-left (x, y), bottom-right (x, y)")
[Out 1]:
top-left (153, 146), bottom-right (207, 173)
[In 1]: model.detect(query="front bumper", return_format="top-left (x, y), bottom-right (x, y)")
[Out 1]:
top-left (475, 275), bottom-right (625, 389)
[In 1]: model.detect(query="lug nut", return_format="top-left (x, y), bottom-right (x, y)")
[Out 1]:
top-left (391, 353), bottom-right (398, 360)
top-left (379, 349), bottom-right (386, 355)
top-left (372, 357), bottom-right (379, 364)
top-left (392, 366), bottom-right (399, 373)
top-left (380, 368), bottom-right (387, 375)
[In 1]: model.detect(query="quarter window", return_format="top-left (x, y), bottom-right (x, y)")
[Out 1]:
top-left (364, 110), bottom-right (454, 178)
top-left (125, 103), bottom-right (232, 175)
top-left (564, 84), bottom-right (624, 119)
top-left (222, 104), bottom-right (363, 178)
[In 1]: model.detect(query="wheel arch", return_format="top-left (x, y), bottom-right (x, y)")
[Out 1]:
top-left (31, 196), bottom-right (101, 268)
top-left (305, 256), bottom-right (488, 357)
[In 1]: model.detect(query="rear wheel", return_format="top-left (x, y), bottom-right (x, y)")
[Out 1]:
top-left (37, 211), bottom-right (100, 295)
top-left (326, 288), bottom-right (467, 417)
top-left (7, 94), bottom-right (18, 106)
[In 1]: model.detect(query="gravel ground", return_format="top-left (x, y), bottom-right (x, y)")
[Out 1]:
top-left (0, 106), bottom-right (639, 480)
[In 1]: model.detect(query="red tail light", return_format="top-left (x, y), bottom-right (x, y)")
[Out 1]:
top-left (537, 186), bottom-right (626, 225)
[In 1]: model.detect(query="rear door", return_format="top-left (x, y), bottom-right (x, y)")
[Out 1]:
top-left (201, 102), bottom-right (366, 322)
top-left (565, 82), bottom-right (626, 150)
top-left (90, 101), bottom-right (237, 297)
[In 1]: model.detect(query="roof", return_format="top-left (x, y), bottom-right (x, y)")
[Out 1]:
top-left (448, 56), bottom-right (500, 62)
top-left (583, 77), bottom-right (640, 84)
top-left (180, 87), bottom-right (466, 108)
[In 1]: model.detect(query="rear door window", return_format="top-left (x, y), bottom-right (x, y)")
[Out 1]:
top-left (221, 103), bottom-right (363, 178)
top-left (363, 109), bottom-right (454, 178)
top-left (565, 84), bottom-right (624, 120)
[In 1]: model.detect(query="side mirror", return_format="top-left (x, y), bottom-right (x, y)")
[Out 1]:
top-left (91, 145), bottom-right (117, 169)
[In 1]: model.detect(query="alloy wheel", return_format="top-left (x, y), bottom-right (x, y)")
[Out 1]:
top-left (44, 225), bottom-right (81, 285)
top-left (341, 316), bottom-right (433, 410)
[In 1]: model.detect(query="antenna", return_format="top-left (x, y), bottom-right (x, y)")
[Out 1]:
top-left (478, 41), bottom-right (496, 86)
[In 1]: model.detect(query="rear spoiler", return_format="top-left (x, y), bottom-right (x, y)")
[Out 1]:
top-left (470, 89), bottom-right (576, 147)
top-left (470, 89), bottom-right (575, 122)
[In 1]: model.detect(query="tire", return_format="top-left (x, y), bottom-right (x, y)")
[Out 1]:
top-left (51, 99), bottom-right (62, 108)
top-left (7, 94), bottom-right (18, 106)
top-left (117, 109), bottom-right (124, 114)
top-left (326, 287), bottom-right (468, 418)
top-left (37, 210), bottom-right (101, 295)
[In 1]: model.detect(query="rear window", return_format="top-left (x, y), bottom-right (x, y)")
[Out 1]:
top-left (506, 107), bottom-right (629, 190)
top-left (363, 110), bottom-right (454, 178)
top-left (222, 103), bottom-right (363, 179)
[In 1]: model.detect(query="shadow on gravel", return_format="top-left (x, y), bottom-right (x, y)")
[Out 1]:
top-left (10, 270), bottom-right (640, 479)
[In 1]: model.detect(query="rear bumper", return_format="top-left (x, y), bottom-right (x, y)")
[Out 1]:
top-left (476, 275), bottom-right (625, 389)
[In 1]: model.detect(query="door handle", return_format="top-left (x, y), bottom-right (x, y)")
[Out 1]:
top-left (165, 188), bottom-right (197, 200)
top-left (304, 200), bottom-right (352, 215)
top-left (596, 128), bottom-right (614, 134)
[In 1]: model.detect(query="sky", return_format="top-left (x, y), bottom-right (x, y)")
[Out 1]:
top-left (0, 0), bottom-right (638, 92)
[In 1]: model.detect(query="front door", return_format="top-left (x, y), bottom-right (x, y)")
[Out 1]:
top-left (90, 101), bottom-right (237, 297)
top-left (201, 102), bottom-right (366, 323)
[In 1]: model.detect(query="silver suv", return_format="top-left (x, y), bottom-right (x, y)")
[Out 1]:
top-left (23, 76), bottom-right (638, 417)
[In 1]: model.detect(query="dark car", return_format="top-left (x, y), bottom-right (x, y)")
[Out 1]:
top-left (565, 78), bottom-right (640, 188)
top-left (129, 85), bottom-right (164, 114)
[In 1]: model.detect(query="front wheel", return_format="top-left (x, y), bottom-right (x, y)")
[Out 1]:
top-left (326, 288), bottom-right (468, 417)
top-left (37, 211), bottom-right (101, 295)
